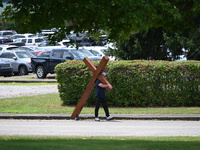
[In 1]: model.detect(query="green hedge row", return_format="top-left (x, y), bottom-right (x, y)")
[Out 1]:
top-left (55, 60), bottom-right (200, 107)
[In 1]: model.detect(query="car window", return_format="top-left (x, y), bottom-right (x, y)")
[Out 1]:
top-left (35, 38), bottom-right (44, 43)
top-left (12, 35), bottom-right (25, 39)
top-left (16, 52), bottom-right (35, 58)
top-left (2, 32), bottom-right (13, 36)
top-left (6, 47), bottom-right (18, 50)
top-left (52, 51), bottom-right (63, 58)
top-left (72, 49), bottom-right (94, 57)
top-left (89, 50), bottom-right (99, 56)
top-left (15, 39), bottom-right (21, 42)
top-left (63, 51), bottom-right (71, 58)
top-left (21, 39), bottom-right (26, 43)
top-left (40, 52), bottom-right (51, 57)
top-left (0, 52), bottom-right (15, 58)
top-left (38, 42), bottom-right (47, 47)
top-left (28, 39), bottom-right (32, 43)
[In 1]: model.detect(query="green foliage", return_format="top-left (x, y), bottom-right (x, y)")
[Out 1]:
top-left (2, 0), bottom-right (200, 60)
top-left (55, 60), bottom-right (200, 107)
top-left (2, 0), bottom-right (199, 42)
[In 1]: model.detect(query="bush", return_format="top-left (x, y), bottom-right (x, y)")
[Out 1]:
top-left (55, 60), bottom-right (200, 107)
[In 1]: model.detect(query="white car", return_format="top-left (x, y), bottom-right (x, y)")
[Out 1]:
top-left (0, 45), bottom-right (19, 54)
top-left (82, 46), bottom-right (116, 61)
top-left (10, 33), bottom-right (35, 41)
top-left (37, 41), bottom-right (67, 51)
top-left (0, 50), bottom-right (35, 75)
top-left (13, 37), bottom-right (45, 46)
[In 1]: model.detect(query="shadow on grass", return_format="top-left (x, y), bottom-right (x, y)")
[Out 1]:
top-left (0, 137), bottom-right (200, 150)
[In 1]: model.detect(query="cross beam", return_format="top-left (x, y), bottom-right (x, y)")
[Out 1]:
top-left (71, 56), bottom-right (112, 119)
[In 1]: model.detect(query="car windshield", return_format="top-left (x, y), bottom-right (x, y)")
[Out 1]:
top-left (16, 51), bottom-right (35, 58)
top-left (35, 38), bottom-right (45, 43)
top-left (3, 32), bottom-right (13, 36)
top-left (71, 49), bottom-right (94, 57)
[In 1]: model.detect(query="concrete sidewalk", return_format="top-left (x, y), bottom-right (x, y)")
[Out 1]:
top-left (0, 113), bottom-right (200, 121)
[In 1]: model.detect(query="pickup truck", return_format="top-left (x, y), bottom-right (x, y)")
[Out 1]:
top-left (31, 48), bottom-right (102, 78)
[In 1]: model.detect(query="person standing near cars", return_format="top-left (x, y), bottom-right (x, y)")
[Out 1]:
top-left (94, 72), bottom-right (113, 121)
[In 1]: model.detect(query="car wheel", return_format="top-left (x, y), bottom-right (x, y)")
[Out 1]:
top-left (19, 65), bottom-right (28, 75)
top-left (36, 66), bottom-right (47, 78)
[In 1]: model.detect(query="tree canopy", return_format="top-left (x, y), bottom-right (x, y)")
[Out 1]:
top-left (1, 0), bottom-right (200, 60)
top-left (1, 0), bottom-right (199, 40)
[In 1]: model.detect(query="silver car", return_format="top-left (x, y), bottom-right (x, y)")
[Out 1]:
top-left (0, 50), bottom-right (34, 75)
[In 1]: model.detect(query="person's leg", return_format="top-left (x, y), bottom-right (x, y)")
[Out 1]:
top-left (101, 98), bottom-right (110, 117)
top-left (95, 98), bottom-right (101, 117)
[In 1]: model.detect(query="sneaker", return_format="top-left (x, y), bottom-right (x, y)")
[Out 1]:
top-left (95, 117), bottom-right (100, 121)
top-left (106, 116), bottom-right (113, 121)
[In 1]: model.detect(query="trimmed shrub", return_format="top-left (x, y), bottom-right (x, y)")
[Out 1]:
top-left (55, 60), bottom-right (200, 107)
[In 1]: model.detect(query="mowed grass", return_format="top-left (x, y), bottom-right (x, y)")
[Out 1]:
top-left (0, 93), bottom-right (199, 114)
top-left (0, 136), bottom-right (200, 150)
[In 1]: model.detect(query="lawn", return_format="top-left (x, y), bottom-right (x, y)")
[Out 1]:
top-left (0, 83), bottom-right (199, 150)
top-left (0, 137), bottom-right (200, 150)
top-left (0, 93), bottom-right (199, 114)
top-left (0, 82), bottom-right (199, 114)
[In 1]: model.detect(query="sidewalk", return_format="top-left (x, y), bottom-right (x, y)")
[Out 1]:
top-left (0, 113), bottom-right (200, 120)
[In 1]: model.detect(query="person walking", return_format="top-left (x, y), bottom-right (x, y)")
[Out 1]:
top-left (94, 72), bottom-right (113, 121)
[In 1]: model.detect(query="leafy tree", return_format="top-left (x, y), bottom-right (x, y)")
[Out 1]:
top-left (116, 0), bottom-right (200, 60)
top-left (1, 0), bottom-right (193, 39)
top-left (116, 28), bottom-right (173, 60)
top-left (1, 0), bottom-right (200, 60)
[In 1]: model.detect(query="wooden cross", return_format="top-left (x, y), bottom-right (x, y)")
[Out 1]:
top-left (71, 56), bottom-right (112, 119)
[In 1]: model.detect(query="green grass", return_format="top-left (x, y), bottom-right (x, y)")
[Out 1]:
top-left (0, 137), bottom-right (200, 150)
top-left (0, 93), bottom-right (199, 114)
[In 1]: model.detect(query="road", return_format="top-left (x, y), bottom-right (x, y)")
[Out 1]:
top-left (0, 119), bottom-right (200, 137)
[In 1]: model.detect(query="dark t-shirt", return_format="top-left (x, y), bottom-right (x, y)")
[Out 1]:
top-left (95, 80), bottom-right (106, 98)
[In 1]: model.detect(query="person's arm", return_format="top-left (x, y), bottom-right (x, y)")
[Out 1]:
top-left (98, 83), bottom-right (113, 90)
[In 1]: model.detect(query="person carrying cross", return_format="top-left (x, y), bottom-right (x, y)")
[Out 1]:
top-left (94, 72), bottom-right (113, 121)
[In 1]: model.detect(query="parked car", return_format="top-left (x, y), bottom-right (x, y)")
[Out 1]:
top-left (13, 37), bottom-right (45, 46)
top-left (0, 36), bottom-right (13, 43)
top-left (0, 30), bottom-right (17, 37)
top-left (0, 45), bottom-right (19, 54)
top-left (37, 41), bottom-right (65, 51)
top-left (31, 48), bottom-right (102, 78)
top-left (0, 50), bottom-right (35, 75)
top-left (0, 30), bottom-right (17, 43)
top-left (82, 46), bottom-right (116, 61)
top-left (10, 33), bottom-right (35, 41)
top-left (2, 42), bottom-right (25, 47)
top-left (18, 46), bottom-right (40, 55)
top-left (37, 50), bottom-right (52, 57)
top-left (59, 39), bottom-right (71, 47)
top-left (0, 58), bottom-right (13, 77)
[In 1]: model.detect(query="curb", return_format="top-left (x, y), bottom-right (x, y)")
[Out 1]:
top-left (0, 113), bottom-right (200, 121)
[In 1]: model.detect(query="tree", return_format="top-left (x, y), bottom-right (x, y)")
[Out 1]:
top-left (1, 0), bottom-right (196, 39)
top-left (1, 0), bottom-right (200, 60)
top-left (115, 0), bottom-right (200, 60)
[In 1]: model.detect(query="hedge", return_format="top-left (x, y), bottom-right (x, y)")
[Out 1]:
top-left (55, 60), bottom-right (200, 107)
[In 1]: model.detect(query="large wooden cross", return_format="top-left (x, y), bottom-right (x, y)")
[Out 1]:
top-left (71, 56), bottom-right (112, 119)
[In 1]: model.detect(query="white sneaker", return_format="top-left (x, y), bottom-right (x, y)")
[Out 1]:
top-left (106, 116), bottom-right (113, 121)
top-left (95, 117), bottom-right (100, 121)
